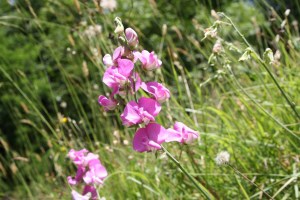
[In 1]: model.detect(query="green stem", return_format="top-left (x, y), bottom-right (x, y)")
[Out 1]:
top-left (227, 67), bottom-right (299, 140)
top-left (218, 12), bottom-right (300, 120)
top-left (161, 146), bottom-right (215, 200)
top-left (94, 184), bottom-right (101, 199)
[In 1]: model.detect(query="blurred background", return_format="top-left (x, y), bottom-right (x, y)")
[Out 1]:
top-left (1, 0), bottom-right (299, 199)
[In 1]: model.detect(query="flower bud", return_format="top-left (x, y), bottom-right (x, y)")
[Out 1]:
top-left (98, 95), bottom-right (118, 111)
top-left (114, 17), bottom-right (124, 34)
top-left (284, 9), bottom-right (290, 17)
top-left (125, 28), bottom-right (139, 47)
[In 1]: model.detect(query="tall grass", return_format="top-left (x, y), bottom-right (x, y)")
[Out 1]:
top-left (0, 0), bottom-right (299, 199)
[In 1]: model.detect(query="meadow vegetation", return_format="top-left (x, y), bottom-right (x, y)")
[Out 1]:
top-left (0, 0), bottom-right (299, 199)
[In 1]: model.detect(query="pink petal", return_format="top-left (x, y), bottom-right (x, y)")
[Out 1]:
top-left (84, 153), bottom-right (99, 165)
top-left (68, 176), bottom-right (78, 185)
top-left (173, 122), bottom-right (199, 143)
top-left (120, 101), bottom-right (142, 126)
top-left (113, 46), bottom-right (124, 62)
top-left (125, 28), bottom-right (139, 47)
top-left (93, 164), bottom-right (108, 179)
top-left (103, 54), bottom-right (113, 67)
top-left (117, 58), bottom-right (134, 77)
top-left (98, 95), bottom-right (117, 111)
top-left (82, 185), bottom-right (97, 200)
top-left (132, 127), bottom-right (149, 152)
top-left (141, 82), bottom-right (170, 103)
top-left (165, 128), bottom-right (182, 142)
top-left (102, 66), bottom-right (119, 88)
top-left (83, 171), bottom-right (93, 184)
top-left (146, 123), bottom-right (168, 144)
top-left (71, 190), bottom-right (91, 200)
top-left (132, 51), bottom-right (141, 63)
top-left (138, 97), bottom-right (161, 117)
top-left (148, 140), bottom-right (162, 149)
top-left (133, 123), bottom-right (169, 153)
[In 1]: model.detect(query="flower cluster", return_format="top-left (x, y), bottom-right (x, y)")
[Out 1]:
top-left (67, 149), bottom-right (108, 200)
top-left (215, 151), bottom-right (230, 165)
top-left (98, 18), bottom-right (199, 153)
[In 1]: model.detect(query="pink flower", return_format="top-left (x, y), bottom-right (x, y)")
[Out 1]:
top-left (133, 123), bottom-right (169, 152)
top-left (135, 50), bottom-right (162, 70)
top-left (83, 162), bottom-right (108, 185)
top-left (165, 128), bottom-right (182, 143)
top-left (67, 166), bottom-right (85, 185)
top-left (83, 153), bottom-right (100, 166)
top-left (118, 72), bottom-right (141, 96)
top-left (71, 189), bottom-right (92, 200)
top-left (166, 122), bottom-right (199, 144)
top-left (103, 54), bottom-right (113, 67)
top-left (98, 95), bottom-right (118, 111)
top-left (67, 149), bottom-right (108, 187)
top-left (68, 149), bottom-right (89, 166)
top-left (141, 82), bottom-right (170, 103)
top-left (125, 28), bottom-right (139, 47)
top-left (120, 97), bottom-right (161, 126)
top-left (82, 185), bottom-right (98, 200)
top-left (102, 58), bottom-right (134, 94)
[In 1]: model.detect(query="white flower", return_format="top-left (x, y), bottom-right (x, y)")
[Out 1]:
top-left (215, 151), bottom-right (230, 165)
top-left (100, 0), bottom-right (117, 11)
top-left (204, 27), bottom-right (217, 38)
top-left (83, 25), bottom-right (102, 38)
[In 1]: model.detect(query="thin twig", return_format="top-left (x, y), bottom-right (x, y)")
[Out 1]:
top-left (218, 12), bottom-right (300, 120)
top-left (227, 164), bottom-right (274, 200)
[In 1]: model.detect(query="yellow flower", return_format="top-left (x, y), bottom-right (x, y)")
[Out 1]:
top-left (60, 117), bottom-right (68, 123)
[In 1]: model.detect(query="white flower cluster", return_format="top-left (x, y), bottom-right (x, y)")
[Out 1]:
top-left (215, 151), bottom-right (230, 165)
top-left (83, 25), bottom-right (102, 38)
top-left (100, 0), bottom-right (117, 11)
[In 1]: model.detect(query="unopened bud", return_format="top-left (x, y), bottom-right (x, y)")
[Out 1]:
top-left (114, 17), bottom-right (124, 34)
top-left (82, 60), bottom-right (89, 77)
top-left (211, 10), bottom-right (220, 20)
top-left (162, 24), bottom-right (167, 36)
top-left (284, 9), bottom-right (290, 17)
top-left (125, 28), bottom-right (139, 47)
top-left (263, 48), bottom-right (274, 64)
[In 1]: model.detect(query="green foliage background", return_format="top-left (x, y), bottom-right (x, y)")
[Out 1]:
top-left (0, 0), bottom-right (299, 199)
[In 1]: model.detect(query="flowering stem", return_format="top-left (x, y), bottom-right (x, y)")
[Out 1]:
top-left (133, 67), bottom-right (138, 102)
top-left (227, 66), bottom-right (299, 140)
top-left (161, 145), bottom-right (215, 200)
top-left (218, 12), bottom-right (300, 121)
top-left (227, 164), bottom-right (274, 200)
